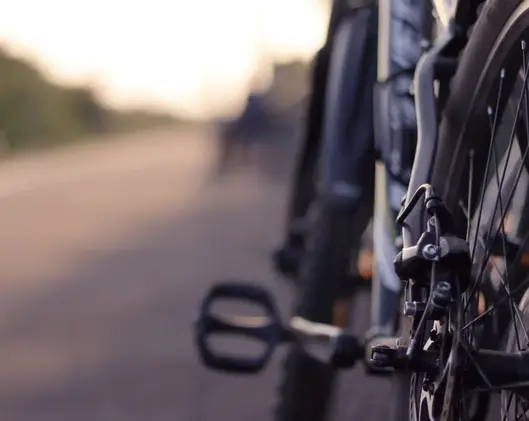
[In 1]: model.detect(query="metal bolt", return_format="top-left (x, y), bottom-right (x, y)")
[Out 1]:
top-left (394, 235), bottom-right (403, 249)
top-left (422, 244), bottom-right (438, 260)
top-left (432, 281), bottom-right (452, 309)
top-left (403, 301), bottom-right (417, 316)
top-left (403, 301), bottom-right (426, 317)
top-left (436, 281), bottom-right (451, 292)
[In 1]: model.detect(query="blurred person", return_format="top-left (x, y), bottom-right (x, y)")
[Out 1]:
top-left (215, 90), bottom-right (275, 173)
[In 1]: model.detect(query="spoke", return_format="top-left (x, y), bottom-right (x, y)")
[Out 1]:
top-left (486, 109), bottom-right (528, 349)
top-left (449, 42), bottom-right (529, 420)
top-left (466, 149), bottom-right (475, 242)
top-left (470, 69), bottom-right (506, 264)
top-left (465, 70), bottom-right (508, 313)
top-left (517, 394), bottom-right (529, 421)
top-left (517, 412), bottom-right (529, 421)
top-left (492, 41), bottom-right (529, 281)
top-left (469, 136), bottom-right (529, 308)
top-left (460, 339), bottom-right (492, 388)
top-left (462, 274), bottom-right (529, 331)
top-left (474, 380), bottom-right (529, 394)
top-left (484, 253), bottom-right (529, 344)
top-left (503, 392), bottom-right (515, 421)
top-left (521, 405), bottom-right (529, 421)
top-left (488, 255), bottom-right (529, 345)
top-left (466, 56), bottom-right (529, 307)
top-left (487, 103), bottom-right (508, 246)
top-left (459, 199), bottom-right (469, 221)
top-left (512, 229), bottom-right (529, 267)
top-left (460, 382), bottom-right (469, 421)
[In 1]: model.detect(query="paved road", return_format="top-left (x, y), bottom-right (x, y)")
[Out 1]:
top-left (0, 126), bottom-right (393, 421)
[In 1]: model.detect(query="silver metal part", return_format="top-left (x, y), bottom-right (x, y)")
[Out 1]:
top-left (422, 244), bottom-right (438, 260)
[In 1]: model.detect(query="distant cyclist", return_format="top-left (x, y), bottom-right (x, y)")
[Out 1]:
top-left (216, 92), bottom-right (273, 173)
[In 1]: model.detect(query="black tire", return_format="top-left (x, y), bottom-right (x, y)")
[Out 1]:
top-left (273, 0), bottom-right (374, 281)
top-left (274, 7), bottom-right (377, 421)
top-left (280, 0), bottom-right (361, 245)
top-left (431, 0), bottom-right (522, 211)
top-left (272, 21), bottom-right (333, 282)
top-left (272, 48), bottom-right (325, 279)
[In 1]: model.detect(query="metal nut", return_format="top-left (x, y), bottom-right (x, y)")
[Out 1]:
top-left (422, 244), bottom-right (438, 260)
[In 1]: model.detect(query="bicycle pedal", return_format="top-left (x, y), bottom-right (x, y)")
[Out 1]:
top-left (194, 280), bottom-right (291, 374)
top-left (364, 335), bottom-right (401, 375)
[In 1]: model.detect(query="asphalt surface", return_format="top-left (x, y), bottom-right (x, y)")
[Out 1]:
top-left (0, 126), bottom-right (394, 421)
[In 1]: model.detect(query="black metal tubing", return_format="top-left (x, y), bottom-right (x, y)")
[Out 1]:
top-left (401, 26), bottom-right (458, 249)
top-left (472, 349), bottom-right (529, 389)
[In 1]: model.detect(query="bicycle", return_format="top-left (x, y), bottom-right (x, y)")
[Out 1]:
top-left (194, 1), bottom-right (529, 421)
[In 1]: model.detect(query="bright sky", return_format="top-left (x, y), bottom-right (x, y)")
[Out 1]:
top-left (0, 0), bottom-right (328, 119)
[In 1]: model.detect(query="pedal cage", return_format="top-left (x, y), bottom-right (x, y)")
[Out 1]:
top-left (195, 281), bottom-right (288, 374)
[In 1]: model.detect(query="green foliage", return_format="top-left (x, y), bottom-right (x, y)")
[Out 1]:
top-left (0, 47), bottom-right (181, 152)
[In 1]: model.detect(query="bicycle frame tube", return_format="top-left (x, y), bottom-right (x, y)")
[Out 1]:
top-left (377, 0), bottom-right (476, 250)
top-left (369, 0), bottom-right (428, 338)
top-left (400, 0), bottom-right (475, 248)
top-left (369, 0), bottom-right (471, 344)
top-left (369, 0), bottom-right (470, 337)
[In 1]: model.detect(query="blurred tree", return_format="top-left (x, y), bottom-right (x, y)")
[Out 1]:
top-left (63, 87), bottom-right (109, 134)
top-left (0, 47), bottom-right (183, 152)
